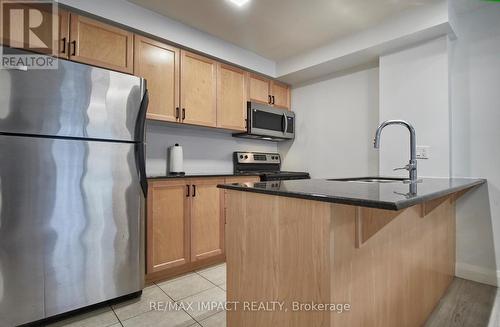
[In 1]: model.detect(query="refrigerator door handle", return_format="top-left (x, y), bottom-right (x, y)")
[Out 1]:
top-left (135, 142), bottom-right (148, 197)
top-left (135, 89), bottom-right (149, 196)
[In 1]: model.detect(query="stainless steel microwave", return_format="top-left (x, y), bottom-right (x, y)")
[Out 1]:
top-left (233, 102), bottom-right (295, 141)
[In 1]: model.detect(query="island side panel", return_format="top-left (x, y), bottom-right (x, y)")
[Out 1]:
top-left (225, 190), bottom-right (456, 327)
top-left (330, 197), bottom-right (455, 327)
top-left (225, 191), bottom-right (332, 327)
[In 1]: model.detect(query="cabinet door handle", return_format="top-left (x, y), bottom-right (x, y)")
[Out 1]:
top-left (268, 95), bottom-right (272, 104)
top-left (272, 96), bottom-right (275, 105)
top-left (186, 185), bottom-right (190, 197)
top-left (192, 185), bottom-right (196, 197)
top-left (175, 107), bottom-right (180, 120)
top-left (70, 40), bottom-right (76, 56)
top-left (61, 37), bottom-right (67, 54)
top-left (182, 108), bottom-right (186, 121)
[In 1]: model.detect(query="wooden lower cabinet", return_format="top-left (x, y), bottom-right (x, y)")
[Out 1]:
top-left (146, 176), bottom-right (259, 283)
top-left (190, 178), bottom-right (225, 262)
top-left (146, 179), bottom-right (190, 275)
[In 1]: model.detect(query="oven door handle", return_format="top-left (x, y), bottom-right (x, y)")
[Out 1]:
top-left (282, 113), bottom-right (288, 134)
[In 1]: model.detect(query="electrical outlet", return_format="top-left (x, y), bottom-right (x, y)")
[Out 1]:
top-left (416, 146), bottom-right (430, 159)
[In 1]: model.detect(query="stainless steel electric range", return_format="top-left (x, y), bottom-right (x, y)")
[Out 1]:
top-left (233, 152), bottom-right (310, 181)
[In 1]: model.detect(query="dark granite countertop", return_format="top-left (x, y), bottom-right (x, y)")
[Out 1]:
top-left (218, 177), bottom-right (486, 210)
top-left (148, 173), bottom-right (260, 180)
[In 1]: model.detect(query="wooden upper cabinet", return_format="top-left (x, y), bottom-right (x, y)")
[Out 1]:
top-left (190, 178), bottom-right (225, 262)
top-left (180, 50), bottom-right (217, 127)
top-left (217, 63), bottom-right (247, 131)
top-left (0, 3), bottom-right (69, 58)
top-left (69, 14), bottom-right (134, 74)
top-left (134, 35), bottom-right (180, 122)
top-left (57, 9), bottom-right (70, 59)
top-left (271, 81), bottom-right (291, 110)
top-left (147, 180), bottom-right (190, 274)
top-left (248, 73), bottom-right (291, 110)
top-left (248, 73), bottom-right (271, 105)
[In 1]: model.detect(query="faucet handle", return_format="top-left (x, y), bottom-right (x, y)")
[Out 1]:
top-left (393, 164), bottom-right (410, 172)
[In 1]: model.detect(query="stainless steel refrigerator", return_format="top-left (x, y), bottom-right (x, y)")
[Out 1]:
top-left (0, 52), bottom-right (149, 326)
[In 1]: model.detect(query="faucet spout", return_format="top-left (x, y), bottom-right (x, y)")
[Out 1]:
top-left (373, 120), bottom-right (418, 183)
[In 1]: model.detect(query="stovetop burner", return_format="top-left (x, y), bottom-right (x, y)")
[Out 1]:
top-left (233, 152), bottom-right (310, 181)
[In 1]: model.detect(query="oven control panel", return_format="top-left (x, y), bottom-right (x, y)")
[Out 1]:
top-left (235, 152), bottom-right (281, 164)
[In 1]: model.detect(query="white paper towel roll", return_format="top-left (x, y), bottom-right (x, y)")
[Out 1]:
top-left (169, 144), bottom-right (184, 174)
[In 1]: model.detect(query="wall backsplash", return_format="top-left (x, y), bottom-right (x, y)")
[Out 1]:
top-left (145, 121), bottom-right (278, 177)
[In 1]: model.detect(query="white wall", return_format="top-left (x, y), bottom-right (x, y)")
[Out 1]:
top-left (376, 3), bottom-right (500, 287)
top-left (379, 37), bottom-right (450, 178)
top-left (56, 0), bottom-right (275, 76)
top-left (279, 67), bottom-right (379, 178)
top-left (449, 1), bottom-right (500, 286)
top-left (146, 122), bottom-right (277, 177)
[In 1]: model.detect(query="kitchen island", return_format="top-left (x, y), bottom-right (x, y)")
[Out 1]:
top-left (218, 177), bottom-right (485, 327)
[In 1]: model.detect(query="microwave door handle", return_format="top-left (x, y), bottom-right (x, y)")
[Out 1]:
top-left (282, 113), bottom-right (288, 134)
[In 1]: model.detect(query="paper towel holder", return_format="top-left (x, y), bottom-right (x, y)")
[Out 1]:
top-left (168, 143), bottom-right (186, 176)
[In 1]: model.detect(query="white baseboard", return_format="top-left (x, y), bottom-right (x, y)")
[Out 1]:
top-left (455, 262), bottom-right (499, 287)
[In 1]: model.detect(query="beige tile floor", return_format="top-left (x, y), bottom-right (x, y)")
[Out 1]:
top-left (47, 263), bottom-right (227, 327)
top-left (43, 266), bottom-right (498, 327)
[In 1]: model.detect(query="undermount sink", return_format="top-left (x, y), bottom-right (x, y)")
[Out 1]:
top-left (328, 177), bottom-right (410, 183)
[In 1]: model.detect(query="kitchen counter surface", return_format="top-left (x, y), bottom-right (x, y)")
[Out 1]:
top-left (218, 177), bottom-right (486, 210)
top-left (148, 173), bottom-right (260, 180)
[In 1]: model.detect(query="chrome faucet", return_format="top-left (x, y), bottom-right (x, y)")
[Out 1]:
top-left (373, 120), bottom-right (418, 183)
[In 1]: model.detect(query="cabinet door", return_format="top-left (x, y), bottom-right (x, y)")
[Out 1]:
top-left (147, 180), bottom-right (191, 274)
top-left (134, 35), bottom-right (180, 122)
top-left (217, 63), bottom-right (247, 131)
top-left (190, 178), bottom-right (225, 261)
top-left (57, 9), bottom-right (70, 58)
top-left (0, 4), bottom-right (69, 58)
top-left (248, 73), bottom-right (271, 105)
top-left (69, 14), bottom-right (133, 74)
top-left (180, 50), bottom-right (217, 127)
top-left (271, 81), bottom-right (291, 110)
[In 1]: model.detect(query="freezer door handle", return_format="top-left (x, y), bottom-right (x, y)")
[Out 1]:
top-left (135, 89), bottom-right (149, 142)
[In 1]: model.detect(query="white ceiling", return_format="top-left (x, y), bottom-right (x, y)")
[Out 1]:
top-left (128, 0), bottom-right (443, 61)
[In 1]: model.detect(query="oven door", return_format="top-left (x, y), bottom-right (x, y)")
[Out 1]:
top-left (248, 102), bottom-right (295, 139)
